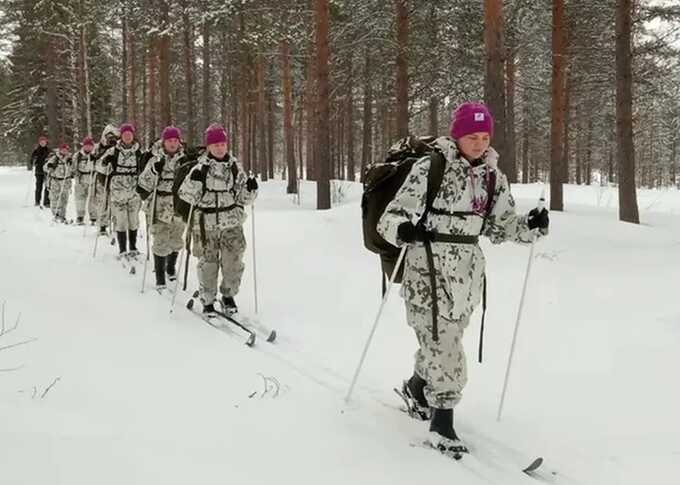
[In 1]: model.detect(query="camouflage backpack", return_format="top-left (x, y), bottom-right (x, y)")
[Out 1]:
top-left (361, 136), bottom-right (446, 288)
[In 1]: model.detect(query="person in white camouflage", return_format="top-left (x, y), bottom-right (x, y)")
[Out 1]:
top-left (99, 123), bottom-right (144, 257)
top-left (138, 126), bottom-right (187, 290)
top-left (44, 143), bottom-right (73, 222)
top-left (72, 136), bottom-right (97, 225)
top-left (178, 124), bottom-right (258, 316)
top-left (377, 102), bottom-right (549, 456)
top-left (93, 124), bottom-right (120, 235)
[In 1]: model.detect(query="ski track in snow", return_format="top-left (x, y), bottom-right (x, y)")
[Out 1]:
top-left (0, 167), bottom-right (678, 485)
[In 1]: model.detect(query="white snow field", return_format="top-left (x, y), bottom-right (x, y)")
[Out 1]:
top-left (0, 166), bottom-right (678, 485)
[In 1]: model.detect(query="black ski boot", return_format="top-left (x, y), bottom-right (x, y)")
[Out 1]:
top-left (116, 231), bottom-right (127, 257)
top-left (428, 408), bottom-right (468, 459)
top-left (166, 251), bottom-right (178, 282)
top-left (99, 226), bottom-right (108, 236)
top-left (76, 216), bottom-right (84, 226)
top-left (221, 296), bottom-right (237, 315)
top-left (202, 303), bottom-right (217, 317)
top-left (398, 373), bottom-right (430, 421)
top-left (154, 254), bottom-right (166, 290)
top-left (128, 229), bottom-right (138, 257)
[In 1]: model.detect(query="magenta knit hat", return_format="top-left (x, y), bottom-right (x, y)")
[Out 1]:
top-left (450, 102), bottom-right (494, 140)
top-left (162, 126), bottom-right (181, 141)
top-left (119, 123), bottom-right (135, 136)
top-left (82, 136), bottom-right (94, 147)
top-left (204, 124), bottom-right (228, 146)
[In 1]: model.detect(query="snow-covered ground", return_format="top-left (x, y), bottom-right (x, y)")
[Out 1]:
top-left (0, 166), bottom-right (678, 485)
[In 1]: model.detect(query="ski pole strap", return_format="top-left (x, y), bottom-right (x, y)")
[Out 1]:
top-left (423, 240), bottom-right (439, 342)
top-left (478, 275), bottom-right (487, 363)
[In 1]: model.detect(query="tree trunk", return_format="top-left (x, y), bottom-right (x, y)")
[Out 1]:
top-left (183, 15), bottom-right (196, 146)
top-left (128, 29), bottom-right (137, 124)
top-left (122, 7), bottom-right (128, 121)
top-left (360, 49), bottom-right (373, 183)
top-left (615, 0), bottom-right (640, 223)
top-left (395, 0), bottom-right (409, 137)
top-left (257, 54), bottom-right (268, 181)
top-left (81, 25), bottom-right (92, 136)
top-left (521, 93), bottom-right (529, 184)
top-left (315, 0), bottom-right (331, 209)
top-left (484, 0), bottom-right (507, 166)
top-left (159, 1), bottom-right (171, 126)
top-left (304, 45), bottom-right (317, 181)
top-left (267, 79), bottom-right (275, 180)
top-left (585, 116), bottom-right (592, 185)
top-left (282, 39), bottom-right (297, 193)
top-left (505, 47), bottom-right (517, 182)
top-left (347, 60), bottom-right (356, 181)
top-left (147, 36), bottom-right (158, 139)
top-left (202, 17), bottom-right (211, 129)
top-left (550, 0), bottom-right (565, 211)
top-left (428, 97), bottom-right (439, 136)
top-left (575, 109), bottom-right (582, 185)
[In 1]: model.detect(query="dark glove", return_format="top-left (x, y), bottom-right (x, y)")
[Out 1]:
top-left (397, 222), bottom-right (431, 243)
top-left (527, 207), bottom-right (549, 230)
top-left (153, 159), bottom-right (165, 173)
top-left (190, 164), bottom-right (208, 182)
top-left (246, 176), bottom-right (259, 192)
top-left (100, 157), bottom-right (110, 166)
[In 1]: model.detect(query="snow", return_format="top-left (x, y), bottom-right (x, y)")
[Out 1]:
top-left (0, 166), bottom-right (678, 484)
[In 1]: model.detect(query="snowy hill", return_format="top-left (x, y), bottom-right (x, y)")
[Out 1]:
top-left (0, 166), bottom-right (678, 485)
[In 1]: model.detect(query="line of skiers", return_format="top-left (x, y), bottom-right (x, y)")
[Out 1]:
top-left (29, 122), bottom-right (259, 317)
top-left (28, 102), bottom-right (550, 460)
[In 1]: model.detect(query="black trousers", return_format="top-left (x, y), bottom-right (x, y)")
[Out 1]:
top-left (35, 175), bottom-right (49, 206)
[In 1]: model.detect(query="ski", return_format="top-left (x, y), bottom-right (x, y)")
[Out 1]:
top-left (187, 290), bottom-right (277, 343)
top-left (393, 386), bottom-right (430, 421)
top-left (185, 303), bottom-right (256, 347)
top-left (522, 456), bottom-right (544, 474)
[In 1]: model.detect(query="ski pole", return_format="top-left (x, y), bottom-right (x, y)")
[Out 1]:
top-left (83, 163), bottom-right (96, 237)
top-left (170, 203), bottom-right (195, 313)
top-left (141, 175), bottom-right (160, 294)
top-left (251, 203), bottom-right (259, 314)
top-left (496, 188), bottom-right (546, 422)
top-left (345, 245), bottom-right (407, 404)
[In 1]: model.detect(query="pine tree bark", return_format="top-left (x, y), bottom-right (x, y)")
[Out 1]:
top-left (505, 47), bottom-right (517, 182)
top-left (183, 15), bottom-right (196, 146)
top-left (314, 0), bottom-right (331, 209)
top-left (202, 17), bottom-right (211, 129)
top-left (521, 95), bottom-right (529, 183)
top-left (484, 0), bottom-right (507, 167)
top-left (256, 54), bottom-right (268, 181)
top-left (347, 60), bottom-right (356, 181)
top-left (395, 0), bottom-right (409, 137)
top-left (550, 0), bottom-right (565, 211)
top-left (159, 0), bottom-right (171, 127)
top-left (282, 39), bottom-right (297, 193)
top-left (360, 49), bottom-right (373, 183)
top-left (122, 9), bottom-right (128, 121)
top-left (615, 0), bottom-right (640, 223)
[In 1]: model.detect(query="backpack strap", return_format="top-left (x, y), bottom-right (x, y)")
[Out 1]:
top-left (420, 150), bottom-right (447, 343)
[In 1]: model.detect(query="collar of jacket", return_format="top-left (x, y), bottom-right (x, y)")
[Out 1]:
top-left (117, 141), bottom-right (139, 153)
top-left (434, 136), bottom-right (498, 171)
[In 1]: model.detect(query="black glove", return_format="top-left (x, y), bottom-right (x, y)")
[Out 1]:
top-left (190, 164), bottom-right (208, 182)
top-left (246, 176), bottom-right (258, 192)
top-left (527, 207), bottom-right (549, 230)
top-left (397, 222), bottom-right (431, 243)
top-left (153, 159), bottom-right (165, 173)
top-left (100, 156), bottom-right (111, 166)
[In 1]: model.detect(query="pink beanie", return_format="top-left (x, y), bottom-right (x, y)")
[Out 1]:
top-left (82, 136), bottom-right (94, 147)
top-left (204, 124), bottom-right (228, 146)
top-left (162, 126), bottom-right (181, 141)
top-left (450, 102), bottom-right (494, 140)
top-left (119, 123), bottom-right (135, 136)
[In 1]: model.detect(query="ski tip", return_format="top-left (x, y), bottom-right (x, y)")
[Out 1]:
top-left (522, 457), bottom-right (544, 474)
top-left (266, 330), bottom-right (277, 343)
top-left (192, 290), bottom-right (199, 298)
top-left (246, 334), bottom-right (256, 347)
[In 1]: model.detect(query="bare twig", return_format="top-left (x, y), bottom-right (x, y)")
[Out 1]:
top-left (0, 337), bottom-right (37, 353)
top-left (40, 377), bottom-right (61, 399)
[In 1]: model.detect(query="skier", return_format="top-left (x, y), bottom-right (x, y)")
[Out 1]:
top-left (93, 124), bottom-right (120, 236)
top-left (178, 124), bottom-right (258, 316)
top-left (30, 135), bottom-right (51, 207)
top-left (99, 122), bottom-right (144, 257)
top-left (72, 136), bottom-right (97, 225)
top-left (138, 126), bottom-right (187, 291)
top-left (44, 143), bottom-right (73, 222)
top-left (377, 102), bottom-right (550, 456)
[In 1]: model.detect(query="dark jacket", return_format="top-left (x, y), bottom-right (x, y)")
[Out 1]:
top-left (31, 146), bottom-right (51, 176)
